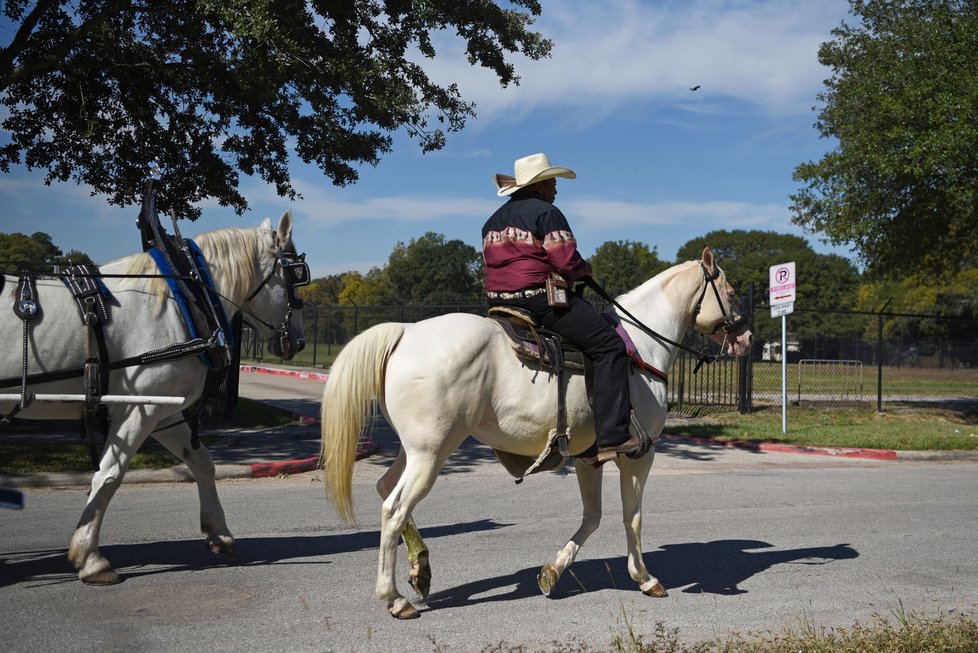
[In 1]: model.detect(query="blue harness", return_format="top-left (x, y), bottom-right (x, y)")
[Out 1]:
top-left (147, 239), bottom-right (233, 369)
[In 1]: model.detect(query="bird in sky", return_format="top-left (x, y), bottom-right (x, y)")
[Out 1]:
top-left (689, 85), bottom-right (701, 91)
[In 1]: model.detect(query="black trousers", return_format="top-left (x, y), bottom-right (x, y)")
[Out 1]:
top-left (489, 292), bottom-right (631, 447)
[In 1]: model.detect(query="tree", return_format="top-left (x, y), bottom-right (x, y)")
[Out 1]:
top-left (299, 273), bottom-right (346, 307)
top-left (589, 240), bottom-right (668, 295)
top-left (0, 230), bottom-right (96, 273)
top-left (386, 231), bottom-right (482, 303)
top-left (1, 1), bottom-right (551, 218)
top-left (676, 230), bottom-right (862, 344)
top-left (855, 268), bottom-right (978, 360)
top-left (337, 268), bottom-right (394, 306)
top-left (790, 0), bottom-right (978, 278)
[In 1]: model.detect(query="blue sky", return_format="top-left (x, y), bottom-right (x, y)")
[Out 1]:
top-left (1, 0), bottom-right (855, 279)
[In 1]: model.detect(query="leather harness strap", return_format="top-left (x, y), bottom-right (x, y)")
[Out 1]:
top-left (12, 273), bottom-right (40, 413)
top-left (61, 265), bottom-right (113, 467)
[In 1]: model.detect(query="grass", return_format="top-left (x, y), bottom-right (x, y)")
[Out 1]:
top-left (241, 344), bottom-right (337, 370)
top-left (666, 404), bottom-right (978, 451)
top-left (751, 360), bottom-right (977, 400)
top-left (0, 398), bottom-right (302, 474)
top-left (448, 606), bottom-right (978, 651)
top-left (606, 606), bottom-right (978, 653)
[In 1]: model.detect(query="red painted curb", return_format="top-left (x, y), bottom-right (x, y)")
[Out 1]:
top-left (660, 434), bottom-right (898, 460)
top-left (239, 365), bottom-right (329, 382)
top-left (247, 440), bottom-right (381, 478)
top-left (249, 456), bottom-right (321, 478)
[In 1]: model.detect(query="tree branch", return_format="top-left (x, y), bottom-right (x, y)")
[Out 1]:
top-left (1, 0), bottom-right (130, 90)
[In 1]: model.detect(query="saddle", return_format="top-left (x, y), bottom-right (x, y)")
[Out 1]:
top-left (489, 306), bottom-right (588, 373)
top-left (487, 306), bottom-right (660, 482)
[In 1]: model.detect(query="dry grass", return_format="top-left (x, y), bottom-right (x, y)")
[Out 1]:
top-left (460, 605), bottom-right (978, 652)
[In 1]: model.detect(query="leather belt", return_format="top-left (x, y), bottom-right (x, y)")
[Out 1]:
top-left (486, 286), bottom-right (546, 300)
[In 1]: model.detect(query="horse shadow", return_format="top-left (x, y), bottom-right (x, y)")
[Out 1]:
top-left (0, 518), bottom-right (508, 588)
top-left (654, 436), bottom-right (747, 462)
top-left (423, 539), bottom-right (859, 611)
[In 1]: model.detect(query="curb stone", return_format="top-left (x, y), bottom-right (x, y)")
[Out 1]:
top-left (659, 434), bottom-right (899, 460)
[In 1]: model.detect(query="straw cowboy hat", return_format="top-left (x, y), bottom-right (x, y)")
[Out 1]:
top-left (494, 152), bottom-right (576, 197)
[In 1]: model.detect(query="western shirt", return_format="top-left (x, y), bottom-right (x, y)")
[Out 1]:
top-left (481, 189), bottom-right (591, 292)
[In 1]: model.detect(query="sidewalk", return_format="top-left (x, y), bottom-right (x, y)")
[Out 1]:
top-left (1, 365), bottom-right (346, 488)
top-left (3, 364), bottom-right (976, 488)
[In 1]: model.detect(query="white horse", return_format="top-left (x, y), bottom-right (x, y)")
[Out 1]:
top-left (320, 247), bottom-right (753, 618)
top-left (0, 212), bottom-right (305, 584)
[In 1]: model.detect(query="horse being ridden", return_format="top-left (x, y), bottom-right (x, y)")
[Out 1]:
top-left (0, 212), bottom-right (305, 584)
top-left (319, 247), bottom-right (752, 619)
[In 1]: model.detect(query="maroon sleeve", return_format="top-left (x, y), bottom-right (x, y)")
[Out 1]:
top-left (541, 206), bottom-right (591, 281)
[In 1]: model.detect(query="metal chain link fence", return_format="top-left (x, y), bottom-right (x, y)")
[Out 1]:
top-left (241, 302), bottom-right (977, 412)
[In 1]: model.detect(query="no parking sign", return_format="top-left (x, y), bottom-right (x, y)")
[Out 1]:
top-left (769, 261), bottom-right (796, 433)
top-left (769, 262), bottom-right (796, 318)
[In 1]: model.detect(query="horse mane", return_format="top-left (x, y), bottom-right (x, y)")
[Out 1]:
top-left (119, 226), bottom-right (266, 311)
top-left (617, 259), bottom-right (702, 304)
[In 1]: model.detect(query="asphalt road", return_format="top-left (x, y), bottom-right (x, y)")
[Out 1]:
top-left (3, 450), bottom-right (977, 652)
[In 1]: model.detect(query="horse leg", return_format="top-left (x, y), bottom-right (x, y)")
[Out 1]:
top-left (151, 418), bottom-right (235, 557)
top-left (68, 408), bottom-right (155, 584)
top-left (617, 453), bottom-right (667, 597)
top-left (538, 459), bottom-right (604, 596)
top-left (377, 452), bottom-right (446, 619)
top-left (377, 447), bottom-right (430, 599)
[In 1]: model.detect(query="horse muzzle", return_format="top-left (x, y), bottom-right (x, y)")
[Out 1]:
top-left (726, 330), bottom-right (753, 357)
top-left (708, 328), bottom-right (753, 357)
top-left (270, 328), bottom-right (305, 360)
top-left (281, 333), bottom-right (306, 360)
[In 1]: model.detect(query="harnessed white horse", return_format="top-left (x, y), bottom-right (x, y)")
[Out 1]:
top-left (319, 247), bottom-right (753, 618)
top-left (0, 212), bottom-right (306, 584)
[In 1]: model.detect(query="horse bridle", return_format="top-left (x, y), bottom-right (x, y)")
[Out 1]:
top-left (242, 243), bottom-right (310, 356)
top-left (693, 261), bottom-right (748, 335)
top-left (587, 261), bottom-right (747, 372)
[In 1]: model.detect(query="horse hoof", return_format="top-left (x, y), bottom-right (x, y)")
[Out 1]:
top-left (642, 581), bottom-right (668, 598)
top-left (81, 568), bottom-right (120, 585)
top-left (207, 535), bottom-right (236, 558)
top-left (388, 598), bottom-right (420, 619)
top-left (537, 564), bottom-right (559, 597)
top-left (408, 551), bottom-right (431, 599)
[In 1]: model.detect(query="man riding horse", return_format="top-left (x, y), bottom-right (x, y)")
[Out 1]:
top-left (482, 152), bottom-right (639, 466)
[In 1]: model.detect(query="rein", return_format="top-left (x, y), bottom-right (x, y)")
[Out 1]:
top-left (13, 269), bottom-right (287, 340)
top-left (586, 262), bottom-right (744, 373)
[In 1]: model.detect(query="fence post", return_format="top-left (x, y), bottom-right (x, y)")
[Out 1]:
top-left (738, 281), bottom-right (754, 414)
top-left (876, 298), bottom-right (892, 412)
top-left (312, 307), bottom-right (319, 367)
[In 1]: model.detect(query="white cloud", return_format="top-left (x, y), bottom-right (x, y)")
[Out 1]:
top-left (421, 0), bottom-right (848, 124)
top-left (277, 182), bottom-right (788, 235)
top-left (289, 179), bottom-right (499, 228)
top-left (568, 197), bottom-right (787, 230)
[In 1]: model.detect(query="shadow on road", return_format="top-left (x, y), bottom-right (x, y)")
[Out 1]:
top-left (424, 540), bottom-right (859, 611)
top-left (0, 519), bottom-right (510, 588)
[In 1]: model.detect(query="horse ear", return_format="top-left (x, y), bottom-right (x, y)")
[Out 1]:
top-left (701, 247), bottom-right (715, 270)
top-left (276, 210), bottom-right (293, 244)
top-left (259, 217), bottom-right (273, 231)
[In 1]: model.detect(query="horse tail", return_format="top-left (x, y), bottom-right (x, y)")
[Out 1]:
top-left (320, 322), bottom-right (405, 523)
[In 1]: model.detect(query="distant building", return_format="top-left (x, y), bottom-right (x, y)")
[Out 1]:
top-left (761, 337), bottom-right (801, 362)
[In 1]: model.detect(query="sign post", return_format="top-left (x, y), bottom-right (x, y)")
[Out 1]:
top-left (769, 262), bottom-right (797, 434)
